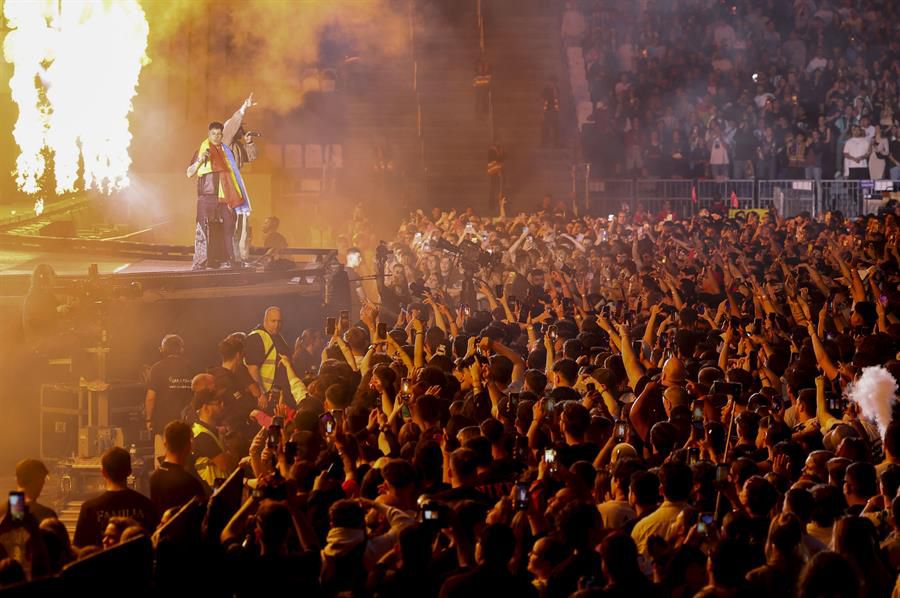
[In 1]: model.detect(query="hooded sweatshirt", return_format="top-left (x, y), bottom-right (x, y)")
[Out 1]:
top-left (321, 504), bottom-right (413, 569)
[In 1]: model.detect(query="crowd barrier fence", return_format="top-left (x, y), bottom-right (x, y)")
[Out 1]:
top-left (582, 174), bottom-right (893, 219)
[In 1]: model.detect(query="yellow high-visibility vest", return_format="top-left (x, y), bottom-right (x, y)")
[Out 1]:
top-left (247, 329), bottom-right (277, 392)
top-left (192, 422), bottom-right (226, 488)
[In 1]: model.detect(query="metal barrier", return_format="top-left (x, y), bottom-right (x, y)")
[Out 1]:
top-left (587, 179), bottom-right (633, 217)
top-left (584, 175), bottom-right (894, 218)
top-left (757, 180), bottom-right (816, 217)
top-left (634, 179), bottom-right (693, 218)
top-left (820, 180), bottom-right (864, 218)
top-left (696, 179), bottom-right (755, 209)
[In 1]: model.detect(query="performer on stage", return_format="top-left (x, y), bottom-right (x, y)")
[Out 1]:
top-left (230, 124), bottom-right (258, 262)
top-left (186, 93), bottom-right (257, 269)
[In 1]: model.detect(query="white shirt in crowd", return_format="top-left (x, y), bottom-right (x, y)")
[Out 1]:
top-left (843, 136), bottom-right (870, 175)
top-left (710, 138), bottom-right (730, 165)
top-left (631, 500), bottom-right (688, 555)
top-left (806, 55), bottom-right (828, 72)
top-left (598, 500), bottom-right (636, 530)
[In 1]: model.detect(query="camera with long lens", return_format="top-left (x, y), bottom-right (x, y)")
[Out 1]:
top-left (59, 264), bottom-right (143, 304)
top-left (434, 238), bottom-right (500, 271)
top-left (458, 239), bottom-right (501, 269)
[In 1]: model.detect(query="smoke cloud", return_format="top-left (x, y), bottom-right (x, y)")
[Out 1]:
top-left (845, 366), bottom-right (898, 437)
top-left (142, 0), bottom-right (408, 115)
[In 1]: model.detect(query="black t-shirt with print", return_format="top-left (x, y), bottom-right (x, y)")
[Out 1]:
top-left (147, 356), bottom-right (193, 433)
top-left (73, 489), bottom-right (158, 548)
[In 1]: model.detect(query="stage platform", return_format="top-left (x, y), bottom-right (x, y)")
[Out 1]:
top-left (0, 231), bottom-right (336, 297)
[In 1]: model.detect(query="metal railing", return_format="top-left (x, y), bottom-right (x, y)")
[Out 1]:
top-left (581, 173), bottom-right (891, 219)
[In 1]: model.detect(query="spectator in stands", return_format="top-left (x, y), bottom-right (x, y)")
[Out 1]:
top-left (708, 127), bottom-right (730, 181)
top-left (843, 125), bottom-right (871, 180)
top-left (889, 124), bottom-right (900, 181)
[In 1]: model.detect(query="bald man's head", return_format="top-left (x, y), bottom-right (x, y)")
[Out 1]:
top-left (191, 373), bottom-right (215, 393)
top-left (663, 386), bottom-right (690, 412)
top-left (263, 306), bottom-right (283, 335)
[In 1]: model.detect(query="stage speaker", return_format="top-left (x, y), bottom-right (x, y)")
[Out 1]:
top-left (41, 413), bottom-right (79, 460)
top-left (107, 382), bottom-right (147, 447)
top-left (40, 384), bottom-right (80, 460)
top-left (39, 220), bottom-right (76, 238)
top-left (41, 382), bottom-right (145, 459)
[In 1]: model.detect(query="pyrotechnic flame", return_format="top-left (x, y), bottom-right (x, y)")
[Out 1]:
top-left (3, 0), bottom-right (149, 195)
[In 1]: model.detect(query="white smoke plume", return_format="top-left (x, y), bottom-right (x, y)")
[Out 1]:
top-left (844, 366), bottom-right (898, 436)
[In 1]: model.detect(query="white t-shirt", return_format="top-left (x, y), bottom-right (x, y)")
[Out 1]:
top-left (713, 23), bottom-right (736, 48)
top-left (710, 139), bottom-right (730, 165)
top-left (754, 93), bottom-right (775, 109)
top-left (806, 56), bottom-right (828, 72)
top-left (598, 500), bottom-right (637, 530)
top-left (843, 136), bottom-right (870, 175)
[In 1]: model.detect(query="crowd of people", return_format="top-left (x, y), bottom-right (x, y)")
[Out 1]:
top-left (6, 195), bottom-right (900, 597)
top-left (564, 0), bottom-right (900, 181)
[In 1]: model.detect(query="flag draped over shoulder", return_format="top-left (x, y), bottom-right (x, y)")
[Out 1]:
top-left (196, 139), bottom-right (251, 212)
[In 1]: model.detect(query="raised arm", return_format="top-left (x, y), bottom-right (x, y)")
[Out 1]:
top-left (815, 375), bottom-right (839, 432)
top-left (806, 322), bottom-right (839, 380)
top-left (411, 319), bottom-right (425, 370)
top-left (491, 339), bottom-right (526, 384)
top-left (618, 324), bottom-right (645, 389)
top-left (642, 304), bottom-right (661, 349)
top-left (279, 354), bottom-right (309, 403)
top-left (222, 93), bottom-right (256, 146)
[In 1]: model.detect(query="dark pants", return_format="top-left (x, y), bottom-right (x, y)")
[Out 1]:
top-left (848, 167), bottom-right (869, 181)
top-left (194, 196), bottom-right (235, 268)
top-left (755, 158), bottom-right (776, 180)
